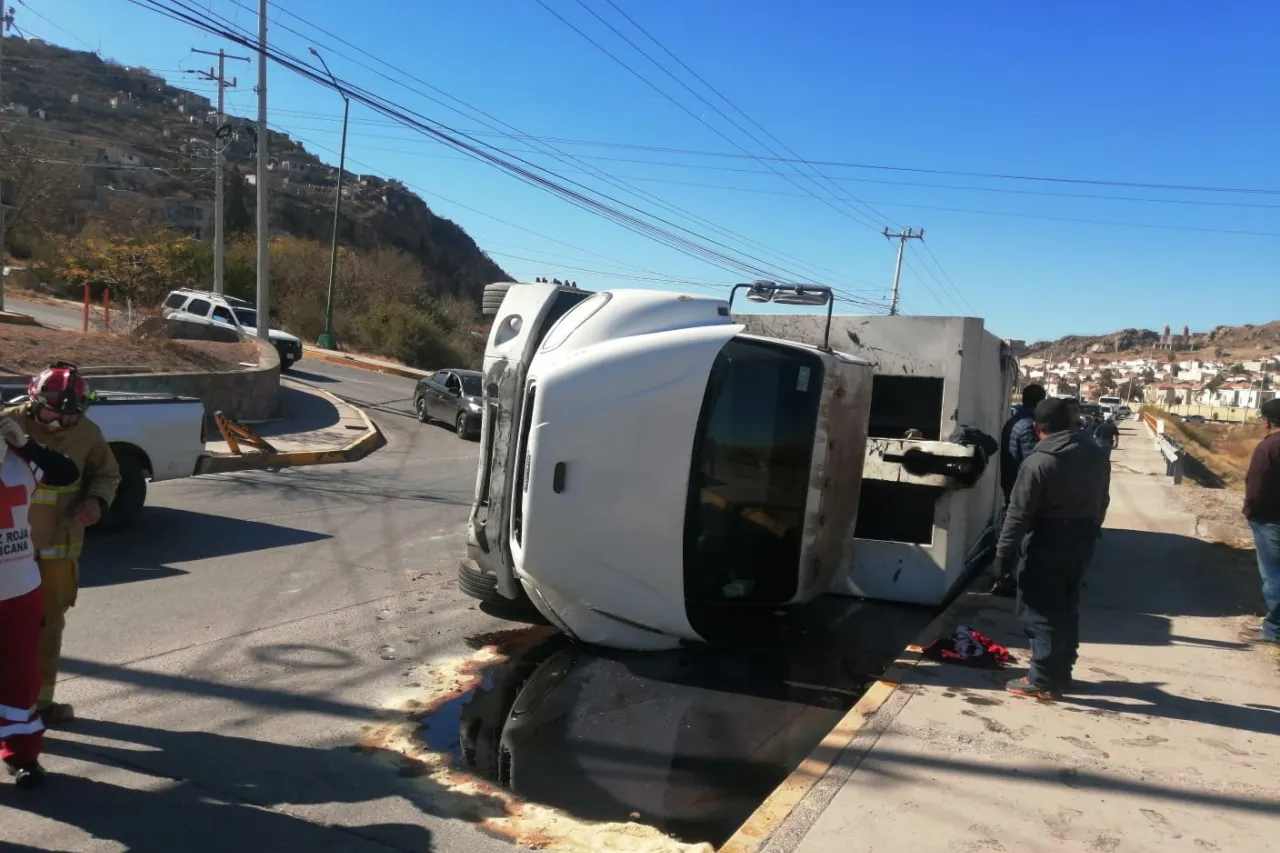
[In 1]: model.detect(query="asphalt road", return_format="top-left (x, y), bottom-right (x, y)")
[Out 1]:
top-left (0, 337), bottom-right (519, 852)
top-left (1, 299), bottom-right (932, 851)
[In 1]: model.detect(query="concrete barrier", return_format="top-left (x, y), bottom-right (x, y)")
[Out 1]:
top-left (0, 336), bottom-right (281, 421)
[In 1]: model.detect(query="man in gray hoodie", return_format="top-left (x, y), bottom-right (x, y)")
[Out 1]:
top-left (993, 397), bottom-right (1111, 700)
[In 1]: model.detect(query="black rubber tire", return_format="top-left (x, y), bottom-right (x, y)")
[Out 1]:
top-left (416, 396), bottom-right (429, 423)
top-left (481, 282), bottom-right (512, 317)
top-left (99, 447), bottom-right (148, 533)
top-left (457, 560), bottom-right (503, 603)
top-left (457, 560), bottom-right (535, 610)
top-left (456, 412), bottom-right (478, 441)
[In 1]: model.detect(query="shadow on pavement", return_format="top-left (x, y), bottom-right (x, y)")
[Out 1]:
top-left (34, 719), bottom-right (442, 852)
top-left (286, 367), bottom-right (341, 384)
top-left (1086, 527), bottom-right (1261, 622)
top-left (83, 507), bottom-right (331, 586)
top-left (258, 384), bottom-right (343, 437)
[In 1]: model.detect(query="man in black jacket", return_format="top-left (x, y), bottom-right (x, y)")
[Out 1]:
top-left (990, 384), bottom-right (1047, 596)
top-left (992, 398), bottom-right (1111, 700)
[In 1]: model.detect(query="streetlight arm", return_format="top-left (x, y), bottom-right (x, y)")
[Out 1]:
top-left (308, 46), bottom-right (349, 104)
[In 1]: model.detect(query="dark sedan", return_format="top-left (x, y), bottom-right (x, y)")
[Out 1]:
top-left (414, 369), bottom-right (484, 440)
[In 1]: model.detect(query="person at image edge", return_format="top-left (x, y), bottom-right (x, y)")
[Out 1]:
top-left (0, 363), bottom-right (120, 727)
top-left (0, 411), bottom-right (79, 788)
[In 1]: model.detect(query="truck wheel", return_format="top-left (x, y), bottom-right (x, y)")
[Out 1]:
top-left (481, 283), bottom-right (512, 317)
top-left (457, 560), bottom-right (532, 609)
top-left (100, 447), bottom-right (148, 533)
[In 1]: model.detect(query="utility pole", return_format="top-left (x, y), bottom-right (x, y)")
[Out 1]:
top-left (192, 47), bottom-right (249, 295)
top-left (0, 5), bottom-right (14, 313)
top-left (254, 0), bottom-right (269, 340)
top-left (309, 46), bottom-right (347, 351)
top-left (882, 227), bottom-right (924, 316)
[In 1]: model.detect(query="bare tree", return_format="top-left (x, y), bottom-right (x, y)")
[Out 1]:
top-left (0, 126), bottom-right (88, 255)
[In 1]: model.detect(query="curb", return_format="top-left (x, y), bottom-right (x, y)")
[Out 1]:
top-left (0, 311), bottom-right (40, 326)
top-left (303, 348), bottom-right (429, 381)
top-left (198, 386), bottom-right (386, 474)
top-left (717, 587), bottom-right (984, 853)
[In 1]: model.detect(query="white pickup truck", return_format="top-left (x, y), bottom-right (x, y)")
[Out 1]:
top-left (3, 388), bottom-right (208, 531)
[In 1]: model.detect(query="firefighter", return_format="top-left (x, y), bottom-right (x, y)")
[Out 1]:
top-left (0, 363), bottom-right (120, 727)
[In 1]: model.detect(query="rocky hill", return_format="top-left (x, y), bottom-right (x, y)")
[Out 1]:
top-left (0, 36), bottom-right (510, 303)
top-left (1026, 322), bottom-right (1280, 362)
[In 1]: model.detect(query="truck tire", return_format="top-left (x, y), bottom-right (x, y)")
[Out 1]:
top-left (481, 282), bottom-right (512, 317)
top-left (100, 447), bottom-right (148, 532)
top-left (457, 560), bottom-right (532, 609)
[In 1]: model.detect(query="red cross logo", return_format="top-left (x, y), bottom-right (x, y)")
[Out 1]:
top-left (0, 483), bottom-right (27, 529)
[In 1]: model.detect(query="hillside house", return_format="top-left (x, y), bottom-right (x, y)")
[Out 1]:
top-left (162, 199), bottom-right (214, 239)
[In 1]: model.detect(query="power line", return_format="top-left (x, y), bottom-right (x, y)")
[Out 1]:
top-left (211, 0), bottom-right (870, 292)
top-left (278, 124), bottom-right (888, 309)
top-left (533, 0), bottom-right (884, 235)
top-left (595, 0), bottom-right (900, 230)
top-left (243, 116), bottom-right (1280, 211)
top-left (140, 0), bottom-right (890, 308)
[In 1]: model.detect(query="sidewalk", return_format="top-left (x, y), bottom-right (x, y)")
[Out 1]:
top-left (304, 346), bottom-right (429, 380)
top-left (202, 381), bottom-right (384, 472)
top-left (742, 423), bottom-right (1279, 853)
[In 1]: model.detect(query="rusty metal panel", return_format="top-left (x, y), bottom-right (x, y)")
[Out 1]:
top-left (797, 354), bottom-right (874, 599)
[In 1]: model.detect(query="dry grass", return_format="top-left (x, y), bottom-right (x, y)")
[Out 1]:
top-left (0, 324), bottom-right (257, 376)
top-left (1149, 407), bottom-right (1263, 487)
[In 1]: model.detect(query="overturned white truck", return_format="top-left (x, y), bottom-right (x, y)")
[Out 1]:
top-left (459, 281), bottom-right (1017, 650)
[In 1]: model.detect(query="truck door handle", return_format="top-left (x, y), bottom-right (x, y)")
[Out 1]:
top-left (553, 462), bottom-right (567, 493)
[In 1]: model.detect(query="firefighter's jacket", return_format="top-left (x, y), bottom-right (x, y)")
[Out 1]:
top-left (0, 404), bottom-right (120, 560)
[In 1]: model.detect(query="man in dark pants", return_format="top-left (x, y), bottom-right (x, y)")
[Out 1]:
top-left (992, 398), bottom-right (1111, 700)
top-left (990, 384), bottom-right (1047, 596)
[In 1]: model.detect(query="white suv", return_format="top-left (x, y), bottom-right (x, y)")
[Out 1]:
top-left (162, 289), bottom-right (303, 371)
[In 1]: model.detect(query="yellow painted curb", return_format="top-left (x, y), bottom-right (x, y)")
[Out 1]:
top-left (303, 348), bottom-right (428, 381)
top-left (0, 311), bottom-right (40, 326)
top-left (198, 386), bottom-right (386, 474)
top-left (717, 589), bottom-right (984, 853)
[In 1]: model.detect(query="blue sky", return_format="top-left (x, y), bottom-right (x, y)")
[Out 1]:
top-left (26, 0), bottom-right (1280, 340)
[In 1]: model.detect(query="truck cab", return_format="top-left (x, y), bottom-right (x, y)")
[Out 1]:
top-left (461, 282), bottom-right (874, 650)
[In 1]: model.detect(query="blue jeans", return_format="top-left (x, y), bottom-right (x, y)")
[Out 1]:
top-left (1250, 520), bottom-right (1280, 641)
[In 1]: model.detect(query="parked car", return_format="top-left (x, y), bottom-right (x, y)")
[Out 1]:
top-left (162, 289), bottom-right (304, 371)
top-left (414, 369), bottom-right (484, 440)
top-left (2, 387), bottom-right (208, 531)
top-left (1184, 414), bottom-right (1207, 424)
top-left (1116, 405), bottom-right (1133, 420)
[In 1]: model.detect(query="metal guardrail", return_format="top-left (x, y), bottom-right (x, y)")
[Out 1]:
top-left (1141, 408), bottom-right (1185, 484)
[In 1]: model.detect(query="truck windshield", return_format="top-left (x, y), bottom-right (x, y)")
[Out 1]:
top-left (683, 338), bottom-right (824, 605)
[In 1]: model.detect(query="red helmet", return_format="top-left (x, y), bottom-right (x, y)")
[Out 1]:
top-left (29, 362), bottom-right (92, 415)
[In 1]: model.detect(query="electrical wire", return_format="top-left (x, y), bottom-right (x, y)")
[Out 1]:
top-left (546, 0), bottom-right (889, 234)
top-left (127, 0), bottom-right (891, 310)
top-left (214, 0), bottom-right (873, 293)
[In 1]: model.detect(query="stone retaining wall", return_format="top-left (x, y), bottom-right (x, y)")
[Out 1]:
top-left (0, 336), bottom-right (280, 420)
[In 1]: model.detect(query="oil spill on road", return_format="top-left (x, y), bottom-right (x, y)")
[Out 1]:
top-left (362, 596), bottom-right (934, 852)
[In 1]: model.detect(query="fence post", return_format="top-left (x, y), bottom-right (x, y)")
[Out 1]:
top-left (103, 288), bottom-right (111, 333)
top-left (1172, 454), bottom-right (1184, 485)
top-left (82, 285), bottom-right (90, 333)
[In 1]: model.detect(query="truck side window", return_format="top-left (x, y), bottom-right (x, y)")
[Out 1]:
top-left (211, 306), bottom-right (234, 324)
top-left (187, 298), bottom-right (212, 317)
top-left (165, 293), bottom-right (187, 309)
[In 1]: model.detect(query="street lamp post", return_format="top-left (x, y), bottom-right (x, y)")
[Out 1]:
top-left (310, 46), bottom-right (348, 351)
